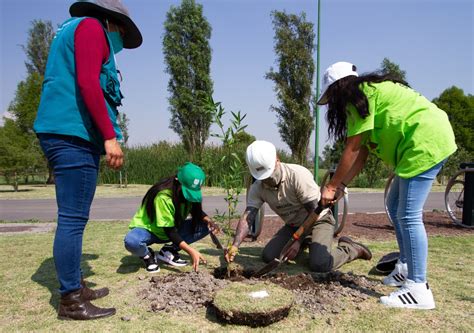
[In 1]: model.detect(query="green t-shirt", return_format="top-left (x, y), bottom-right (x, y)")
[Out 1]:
top-left (128, 189), bottom-right (191, 240)
top-left (346, 81), bottom-right (457, 178)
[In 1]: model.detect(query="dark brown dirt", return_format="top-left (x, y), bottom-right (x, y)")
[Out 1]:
top-left (247, 211), bottom-right (473, 244)
top-left (214, 304), bottom-right (291, 327)
top-left (213, 282), bottom-right (294, 327)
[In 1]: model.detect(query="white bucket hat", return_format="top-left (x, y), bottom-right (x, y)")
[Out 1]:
top-left (70, 0), bottom-right (142, 49)
top-left (246, 140), bottom-right (277, 180)
top-left (317, 61), bottom-right (358, 105)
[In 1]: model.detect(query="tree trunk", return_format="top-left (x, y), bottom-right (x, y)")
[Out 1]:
top-left (46, 165), bottom-right (55, 184)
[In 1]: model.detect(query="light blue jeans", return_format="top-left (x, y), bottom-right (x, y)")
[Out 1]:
top-left (386, 161), bottom-right (445, 282)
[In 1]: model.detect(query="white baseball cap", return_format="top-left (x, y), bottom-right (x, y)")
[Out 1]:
top-left (317, 61), bottom-right (358, 105)
top-left (246, 140), bottom-right (277, 180)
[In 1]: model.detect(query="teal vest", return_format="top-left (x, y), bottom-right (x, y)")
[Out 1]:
top-left (34, 17), bottom-right (123, 150)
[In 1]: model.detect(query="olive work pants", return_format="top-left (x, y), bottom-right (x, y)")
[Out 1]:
top-left (261, 213), bottom-right (359, 272)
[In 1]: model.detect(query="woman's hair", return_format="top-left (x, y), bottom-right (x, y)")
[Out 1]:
top-left (142, 176), bottom-right (203, 228)
top-left (326, 72), bottom-right (410, 142)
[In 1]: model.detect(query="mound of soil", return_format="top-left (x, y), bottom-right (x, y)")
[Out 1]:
top-left (140, 271), bottom-right (228, 313)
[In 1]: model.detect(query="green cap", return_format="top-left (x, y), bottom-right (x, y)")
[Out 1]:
top-left (177, 162), bottom-right (206, 202)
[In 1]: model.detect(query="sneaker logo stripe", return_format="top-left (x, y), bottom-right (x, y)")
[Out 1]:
top-left (402, 294), bottom-right (412, 304)
top-left (406, 292), bottom-right (418, 304)
top-left (398, 295), bottom-right (407, 304)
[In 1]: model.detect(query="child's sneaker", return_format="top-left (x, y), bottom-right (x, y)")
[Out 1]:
top-left (383, 260), bottom-right (408, 286)
top-left (141, 247), bottom-right (160, 273)
top-left (156, 245), bottom-right (188, 267)
top-left (380, 279), bottom-right (435, 310)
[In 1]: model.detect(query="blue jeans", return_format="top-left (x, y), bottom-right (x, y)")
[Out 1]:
top-left (124, 219), bottom-right (210, 257)
top-left (386, 161), bottom-right (445, 282)
top-left (38, 134), bottom-right (101, 295)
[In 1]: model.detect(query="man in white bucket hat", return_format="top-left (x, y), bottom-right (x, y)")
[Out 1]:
top-left (225, 140), bottom-right (372, 272)
top-left (34, 0), bottom-right (142, 320)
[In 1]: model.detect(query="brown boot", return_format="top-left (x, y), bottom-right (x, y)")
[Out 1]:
top-left (58, 289), bottom-right (116, 320)
top-left (81, 279), bottom-right (109, 301)
top-left (338, 236), bottom-right (372, 260)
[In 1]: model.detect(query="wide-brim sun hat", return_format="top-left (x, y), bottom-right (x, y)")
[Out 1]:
top-left (246, 140), bottom-right (277, 180)
top-left (69, 0), bottom-right (142, 49)
top-left (177, 162), bottom-right (206, 203)
top-left (317, 61), bottom-right (358, 105)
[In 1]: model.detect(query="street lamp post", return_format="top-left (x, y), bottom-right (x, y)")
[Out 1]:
top-left (314, 0), bottom-right (321, 183)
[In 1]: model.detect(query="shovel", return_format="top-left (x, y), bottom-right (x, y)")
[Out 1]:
top-left (252, 201), bottom-right (328, 278)
top-left (210, 232), bottom-right (224, 250)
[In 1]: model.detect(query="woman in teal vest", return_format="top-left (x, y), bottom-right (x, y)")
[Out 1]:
top-left (33, 0), bottom-right (142, 320)
top-left (318, 62), bottom-right (456, 310)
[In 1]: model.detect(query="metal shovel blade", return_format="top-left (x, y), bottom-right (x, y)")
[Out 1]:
top-left (252, 258), bottom-right (281, 278)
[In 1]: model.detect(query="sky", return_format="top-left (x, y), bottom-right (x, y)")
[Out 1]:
top-left (1, 0), bottom-right (473, 157)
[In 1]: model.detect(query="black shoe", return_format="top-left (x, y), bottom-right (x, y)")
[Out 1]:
top-left (338, 236), bottom-right (372, 260)
top-left (58, 288), bottom-right (116, 320)
top-left (141, 247), bottom-right (160, 273)
top-left (156, 245), bottom-right (188, 267)
top-left (80, 279), bottom-right (109, 301)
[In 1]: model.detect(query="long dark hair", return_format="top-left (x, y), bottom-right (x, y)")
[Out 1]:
top-left (142, 176), bottom-right (203, 228)
top-left (326, 72), bottom-right (410, 142)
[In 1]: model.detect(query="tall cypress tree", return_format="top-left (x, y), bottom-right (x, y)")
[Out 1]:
top-left (163, 0), bottom-right (213, 161)
top-left (266, 11), bottom-right (315, 164)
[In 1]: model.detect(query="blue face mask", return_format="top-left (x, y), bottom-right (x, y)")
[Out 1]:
top-left (107, 31), bottom-right (123, 54)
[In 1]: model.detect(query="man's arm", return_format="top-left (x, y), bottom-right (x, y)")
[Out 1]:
top-left (303, 199), bottom-right (318, 214)
top-left (224, 207), bottom-right (258, 263)
top-left (232, 207), bottom-right (259, 247)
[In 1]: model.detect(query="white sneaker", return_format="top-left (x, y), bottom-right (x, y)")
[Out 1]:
top-left (383, 260), bottom-right (408, 287)
top-left (380, 279), bottom-right (436, 310)
top-left (155, 246), bottom-right (188, 267)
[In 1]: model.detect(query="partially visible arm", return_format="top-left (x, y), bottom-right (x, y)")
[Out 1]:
top-left (232, 207), bottom-right (258, 248)
top-left (321, 134), bottom-right (367, 204)
top-left (303, 199), bottom-right (318, 213)
top-left (74, 18), bottom-right (114, 140)
top-left (163, 226), bottom-right (206, 271)
top-left (163, 226), bottom-right (183, 246)
top-left (75, 19), bottom-right (123, 169)
top-left (224, 207), bottom-right (258, 263)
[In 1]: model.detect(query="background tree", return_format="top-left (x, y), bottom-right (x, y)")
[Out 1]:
top-left (117, 112), bottom-right (130, 188)
top-left (266, 10), bottom-right (315, 164)
top-left (163, 0), bottom-right (213, 161)
top-left (379, 57), bottom-right (407, 81)
top-left (9, 19), bottom-right (55, 184)
top-left (432, 87), bottom-right (474, 182)
top-left (2, 71), bottom-right (47, 189)
top-left (432, 87), bottom-right (473, 153)
top-left (22, 19), bottom-right (55, 76)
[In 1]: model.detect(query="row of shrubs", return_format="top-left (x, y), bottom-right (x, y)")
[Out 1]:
top-left (98, 141), bottom-right (306, 187)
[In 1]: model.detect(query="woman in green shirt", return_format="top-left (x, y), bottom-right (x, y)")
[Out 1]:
top-left (124, 162), bottom-right (219, 272)
top-left (318, 62), bottom-right (456, 310)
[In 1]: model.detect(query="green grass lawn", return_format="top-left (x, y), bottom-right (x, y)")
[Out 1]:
top-left (0, 184), bottom-right (230, 200)
top-left (1, 221), bottom-right (472, 332)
